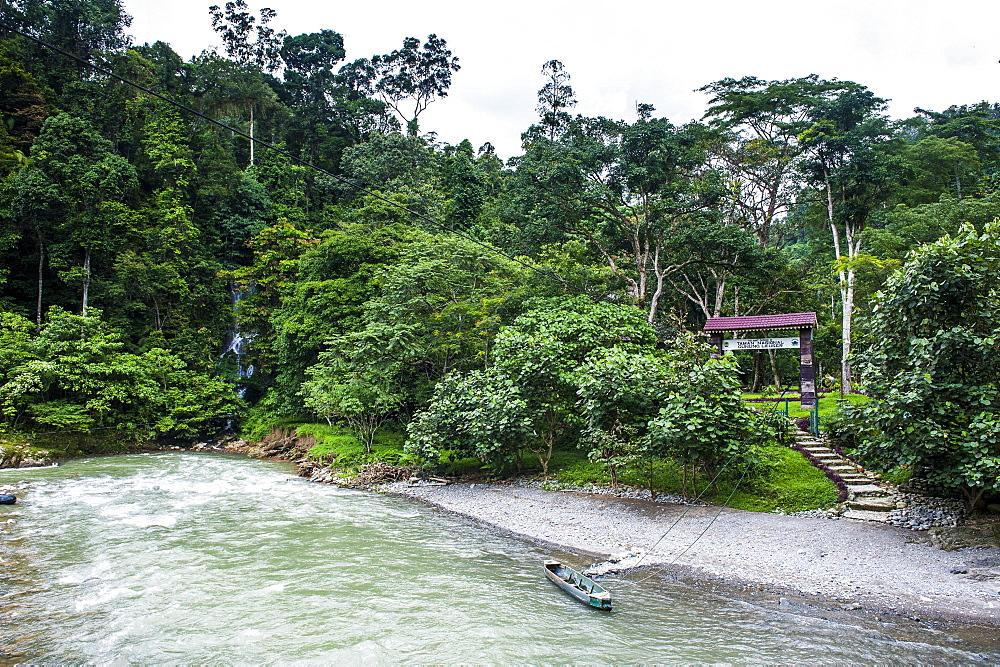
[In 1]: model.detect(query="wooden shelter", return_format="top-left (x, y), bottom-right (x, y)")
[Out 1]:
top-left (703, 312), bottom-right (818, 408)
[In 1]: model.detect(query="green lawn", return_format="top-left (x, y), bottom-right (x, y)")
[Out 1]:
top-left (742, 391), bottom-right (870, 420)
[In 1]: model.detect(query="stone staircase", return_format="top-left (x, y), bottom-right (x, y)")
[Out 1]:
top-left (793, 430), bottom-right (895, 522)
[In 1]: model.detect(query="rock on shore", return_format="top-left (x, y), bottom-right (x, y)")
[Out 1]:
top-left (384, 481), bottom-right (1000, 626)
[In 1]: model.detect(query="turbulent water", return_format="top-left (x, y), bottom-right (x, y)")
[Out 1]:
top-left (0, 453), bottom-right (996, 663)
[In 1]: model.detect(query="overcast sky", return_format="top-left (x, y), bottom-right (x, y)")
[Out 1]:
top-left (122, 0), bottom-right (999, 160)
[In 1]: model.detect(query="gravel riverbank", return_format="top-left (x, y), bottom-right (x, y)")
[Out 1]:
top-left (385, 481), bottom-right (1000, 627)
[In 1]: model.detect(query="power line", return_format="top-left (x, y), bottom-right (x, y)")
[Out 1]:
top-left (0, 22), bottom-right (570, 290)
top-left (20, 412), bottom-right (239, 437)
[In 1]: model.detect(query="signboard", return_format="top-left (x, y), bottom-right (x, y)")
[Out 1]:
top-left (722, 337), bottom-right (800, 351)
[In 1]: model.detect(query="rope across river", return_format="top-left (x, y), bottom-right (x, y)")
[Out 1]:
top-left (593, 453), bottom-right (754, 588)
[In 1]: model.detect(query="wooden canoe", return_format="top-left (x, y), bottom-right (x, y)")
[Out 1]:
top-left (543, 561), bottom-right (612, 610)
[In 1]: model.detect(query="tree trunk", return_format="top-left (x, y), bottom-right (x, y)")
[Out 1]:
top-left (81, 247), bottom-right (91, 317)
top-left (961, 485), bottom-right (986, 511)
top-left (769, 349), bottom-right (782, 392)
top-left (712, 269), bottom-right (726, 318)
top-left (750, 352), bottom-right (762, 392)
top-left (825, 175), bottom-right (854, 394)
top-left (841, 268), bottom-right (855, 394)
top-left (36, 233), bottom-right (44, 329)
top-left (249, 106), bottom-right (255, 167)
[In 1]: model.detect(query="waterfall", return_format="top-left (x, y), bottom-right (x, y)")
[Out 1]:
top-left (220, 285), bottom-right (255, 401)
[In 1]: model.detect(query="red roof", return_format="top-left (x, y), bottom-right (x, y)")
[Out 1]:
top-left (703, 312), bottom-right (817, 332)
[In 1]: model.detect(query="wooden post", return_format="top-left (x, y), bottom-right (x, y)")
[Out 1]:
top-left (709, 332), bottom-right (723, 359)
top-left (798, 327), bottom-right (816, 409)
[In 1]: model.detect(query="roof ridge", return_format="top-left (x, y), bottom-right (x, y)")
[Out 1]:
top-left (703, 312), bottom-right (817, 332)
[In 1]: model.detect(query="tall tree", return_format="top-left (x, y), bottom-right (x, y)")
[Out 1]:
top-left (912, 102), bottom-right (1000, 175)
top-left (208, 0), bottom-right (286, 165)
top-left (208, 0), bottom-right (284, 72)
top-left (278, 30), bottom-right (346, 164)
top-left (368, 34), bottom-right (460, 134)
top-left (698, 75), bottom-right (851, 248)
top-left (536, 59), bottom-right (576, 141)
top-left (441, 138), bottom-right (486, 228)
top-left (11, 113), bottom-right (136, 318)
top-left (514, 114), bottom-right (725, 325)
top-left (799, 83), bottom-right (903, 392)
top-left (10, 0), bottom-right (132, 93)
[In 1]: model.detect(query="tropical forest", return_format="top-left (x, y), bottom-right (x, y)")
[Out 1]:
top-left (2, 0), bottom-right (999, 514)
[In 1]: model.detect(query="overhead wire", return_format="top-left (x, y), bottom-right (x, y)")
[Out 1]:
top-left (18, 411), bottom-right (240, 437)
top-left (619, 450), bottom-right (740, 572)
top-left (5, 26), bottom-right (775, 581)
top-left (620, 390), bottom-right (793, 584)
top-left (607, 459), bottom-right (754, 591)
top-left (0, 21), bottom-right (575, 443)
top-left (0, 22), bottom-right (571, 290)
top-left (607, 450), bottom-right (749, 587)
top-left (607, 393), bottom-right (793, 587)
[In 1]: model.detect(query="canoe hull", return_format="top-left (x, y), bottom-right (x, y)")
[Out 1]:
top-left (544, 561), bottom-right (612, 611)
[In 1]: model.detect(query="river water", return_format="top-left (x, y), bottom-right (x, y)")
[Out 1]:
top-left (1, 453), bottom-right (995, 663)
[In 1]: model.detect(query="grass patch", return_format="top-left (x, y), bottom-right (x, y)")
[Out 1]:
top-left (554, 456), bottom-right (609, 487)
top-left (295, 423), bottom-right (413, 472)
top-left (743, 392), bottom-right (870, 421)
top-left (717, 444), bottom-right (841, 512)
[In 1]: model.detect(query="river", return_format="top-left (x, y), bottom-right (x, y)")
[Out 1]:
top-left (0, 453), bottom-right (995, 663)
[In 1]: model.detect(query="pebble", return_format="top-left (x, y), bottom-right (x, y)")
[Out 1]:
top-left (787, 508), bottom-right (843, 520)
top-left (885, 493), bottom-right (965, 531)
top-left (523, 479), bottom-right (707, 506)
top-left (787, 492), bottom-right (965, 531)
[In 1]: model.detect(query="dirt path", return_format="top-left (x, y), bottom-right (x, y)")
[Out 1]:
top-left (385, 481), bottom-right (1000, 625)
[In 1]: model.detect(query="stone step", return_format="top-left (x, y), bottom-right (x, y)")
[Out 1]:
top-left (846, 483), bottom-right (889, 497)
top-left (848, 497), bottom-right (896, 512)
top-left (828, 466), bottom-right (861, 474)
top-left (842, 509), bottom-right (892, 522)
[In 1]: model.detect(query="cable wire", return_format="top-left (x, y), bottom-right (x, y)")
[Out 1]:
top-left (4, 27), bottom-right (772, 569)
top-left (19, 411), bottom-right (239, 437)
top-left (621, 458), bottom-right (754, 588)
top-left (0, 22), bottom-right (570, 290)
top-left (619, 450), bottom-right (740, 573)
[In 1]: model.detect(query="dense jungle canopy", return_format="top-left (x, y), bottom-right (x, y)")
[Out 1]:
top-left (1, 0), bottom-right (998, 500)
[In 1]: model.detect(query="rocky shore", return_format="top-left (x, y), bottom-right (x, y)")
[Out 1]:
top-left (384, 480), bottom-right (1000, 628)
